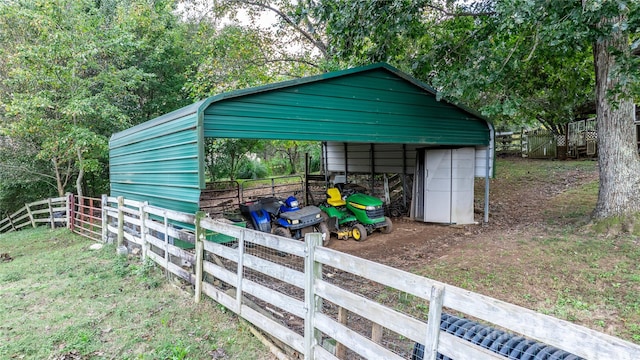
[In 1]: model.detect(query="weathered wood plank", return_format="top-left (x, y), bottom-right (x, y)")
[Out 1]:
top-left (315, 280), bottom-right (426, 343)
top-left (315, 247), bottom-right (640, 360)
top-left (9, 206), bottom-right (27, 219)
top-left (242, 278), bottom-right (306, 319)
top-left (15, 221), bottom-right (32, 229)
top-left (203, 259), bottom-right (237, 286)
top-left (437, 332), bottom-right (505, 360)
top-left (424, 285), bottom-right (444, 360)
top-left (146, 233), bottom-right (167, 251)
top-left (166, 259), bottom-right (194, 284)
top-left (107, 224), bottom-right (119, 235)
top-left (123, 231), bottom-right (142, 245)
top-left (202, 281), bottom-right (239, 313)
top-left (201, 218), bottom-right (306, 257)
top-left (122, 215), bottom-right (141, 227)
top-left (313, 345), bottom-right (336, 360)
top-left (144, 219), bottom-right (195, 244)
top-left (145, 249), bottom-right (165, 267)
top-left (13, 213), bottom-right (30, 223)
top-left (167, 243), bottom-right (195, 264)
top-left (240, 305), bottom-right (305, 354)
top-left (243, 253), bottom-right (305, 289)
top-left (144, 205), bottom-right (195, 224)
top-left (203, 240), bottom-right (239, 263)
top-left (315, 312), bottom-right (404, 360)
top-left (123, 198), bottom-right (143, 208)
top-left (371, 323), bottom-right (383, 344)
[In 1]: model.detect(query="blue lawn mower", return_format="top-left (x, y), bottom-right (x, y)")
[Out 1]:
top-left (239, 196), bottom-right (330, 245)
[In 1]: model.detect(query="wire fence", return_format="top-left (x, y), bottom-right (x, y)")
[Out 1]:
top-left (3, 195), bottom-right (640, 359)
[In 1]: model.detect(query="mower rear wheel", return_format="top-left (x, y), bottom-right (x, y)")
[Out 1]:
top-left (351, 224), bottom-right (367, 241)
top-left (274, 227), bottom-right (292, 238)
top-left (380, 216), bottom-right (393, 234)
top-left (273, 227), bottom-right (291, 257)
top-left (243, 217), bottom-right (256, 248)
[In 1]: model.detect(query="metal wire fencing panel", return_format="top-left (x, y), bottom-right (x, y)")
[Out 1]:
top-left (318, 263), bottom-right (429, 359)
top-left (102, 198), bottom-right (640, 360)
top-left (198, 219), bottom-right (308, 356)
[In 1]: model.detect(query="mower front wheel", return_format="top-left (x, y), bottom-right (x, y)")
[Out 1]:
top-left (351, 224), bottom-right (368, 241)
top-left (274, 227), bottom-right (292, 238)
top-left (381, 216), bottom-right (393, 234)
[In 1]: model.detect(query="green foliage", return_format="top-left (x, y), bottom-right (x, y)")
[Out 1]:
top-left (0, 0), bottom-right (201, 209)
top-left (262, 140), bottom-right (321, 176)
top-left (236, 158), bottom-right (268, 180)
top-left (183, 25), bottom-right (277, 98)
top-left (155, 341), bottom-right (191, 360)
top-left (204, 138), bottom-right (263, 180)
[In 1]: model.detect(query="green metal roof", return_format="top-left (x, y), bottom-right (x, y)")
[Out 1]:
top-left (109, 62), bottom-right (492, 214)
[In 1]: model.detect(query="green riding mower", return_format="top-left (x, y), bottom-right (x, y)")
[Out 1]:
top-left (319, 184), bottom-right (393, 241)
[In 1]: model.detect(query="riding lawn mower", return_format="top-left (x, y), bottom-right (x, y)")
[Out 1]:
top-left (319, 184), bottom-right (393, 241)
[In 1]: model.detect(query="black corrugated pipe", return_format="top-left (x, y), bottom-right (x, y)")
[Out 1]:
top-left (412, 313), bottom-right (583, 360)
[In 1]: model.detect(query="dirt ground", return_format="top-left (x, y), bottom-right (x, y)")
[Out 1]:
top-left (328, 157), bottom-right (600, 275)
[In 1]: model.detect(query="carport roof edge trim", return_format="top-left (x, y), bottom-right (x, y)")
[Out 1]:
top-left (110, 62), bottom-right (490, 142)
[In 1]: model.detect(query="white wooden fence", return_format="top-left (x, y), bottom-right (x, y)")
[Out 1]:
top-left (0, 196), bottom-right (67, 233)
top-left (3, 195), bottom-right (640, 359)
top-left (98, 195), bottom-right (639, 360)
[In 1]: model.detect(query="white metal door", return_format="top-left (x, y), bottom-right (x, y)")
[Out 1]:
top-left (450, 148), bottom-right (475, 224)
top-left (424, 149), bottom-right (452, 223)
top-left (421, 148), bottom-right (475, 224)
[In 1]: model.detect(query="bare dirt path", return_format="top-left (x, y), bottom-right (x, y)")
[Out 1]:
top-left (327, 157), bottom-right (600, 271)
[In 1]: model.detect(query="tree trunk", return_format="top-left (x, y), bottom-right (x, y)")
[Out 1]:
top-left (76, 148), bottom-right (84, 199)
top-left (592, 17), bottom-right (640, 219)
top-left (52, 157), bottom-right (65, 197)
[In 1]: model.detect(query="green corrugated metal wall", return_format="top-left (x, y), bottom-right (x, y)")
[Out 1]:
top-left (109, 63), bottom-right (491, 214)
top-left (203, 68), bottom-right (489, 145)
top-left (109, 107), bottom-right (203, 213)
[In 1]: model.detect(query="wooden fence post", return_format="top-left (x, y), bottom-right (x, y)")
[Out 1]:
top-left (371, 323), bottom-right (383, 344)
top-left (48, 198), bottom-right (55, 229)
top-left (423, 285), bottom-right (445, 360)
top-left (101, 195), bottom-right (108, 243)
top-left (8, 212), bottom-right (16, 232)
top-left (335, 307), bottom-right (348, 358)
top-left (163, 211), bottom-right (169, 277)
top-left (304, 232), bottom-right (323, 359)
top-left (67, 193), bottom-right (74, 231)
top-left (194, 211), bottom-right (206, 303)
top-left (140, 201), bottom-right (148, 260)
top-left (235, 226), bottom-right (246, 312)
top-left (117, 196), bottom-right (124, 248)
top-left (25, 202), bottom-right (35, 228)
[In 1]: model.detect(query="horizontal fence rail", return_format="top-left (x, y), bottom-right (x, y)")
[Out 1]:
top-left (0, 196), bottom-right (67, 234)
top-left (3, 194), bottom-right (640, 359)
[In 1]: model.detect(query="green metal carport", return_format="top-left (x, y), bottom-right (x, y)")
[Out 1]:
top-left (109, 62), bottom-right (494, 222)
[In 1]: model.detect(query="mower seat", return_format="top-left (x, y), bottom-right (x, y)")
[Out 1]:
top-left (326, 188), bottom-right (346, 207)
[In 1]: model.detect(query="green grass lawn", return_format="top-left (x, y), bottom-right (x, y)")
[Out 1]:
top-left (420, 158), bottom-right (640, 344)
top-left (0, 228), bottom-right (269, 359)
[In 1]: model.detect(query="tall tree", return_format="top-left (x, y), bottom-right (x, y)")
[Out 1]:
top-left (0, 0), bottom-right (142, 197)
top-left (317, 0), bottom-right (640, 221)
top-left (0, 0), bottom-right (198, 206)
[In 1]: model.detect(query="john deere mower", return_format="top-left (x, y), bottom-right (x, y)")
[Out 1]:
top-left (319, 184), bottom-right (393, 241)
